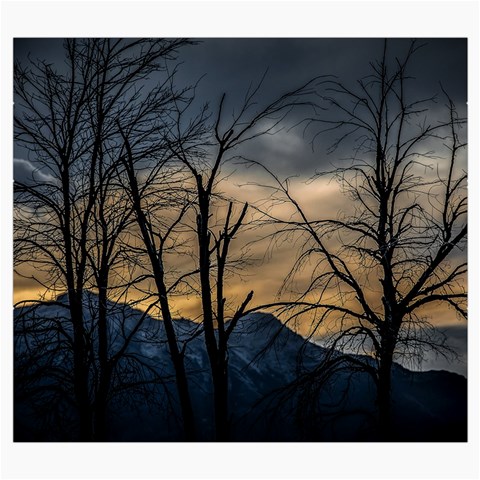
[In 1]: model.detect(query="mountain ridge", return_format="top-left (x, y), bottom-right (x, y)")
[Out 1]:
top-left (14, 292), bottom-right (467, 441)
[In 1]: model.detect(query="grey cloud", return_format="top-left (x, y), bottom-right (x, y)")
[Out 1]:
top-left (175, 38), bottom-right (466, 176)
top-left (14, 158), bottom-right (57, 185)
top-left (15, 38), bottom-right (467, 177)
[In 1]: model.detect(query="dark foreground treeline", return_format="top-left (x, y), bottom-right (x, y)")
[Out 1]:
top-left (14, 295), bottom-right (467, 442)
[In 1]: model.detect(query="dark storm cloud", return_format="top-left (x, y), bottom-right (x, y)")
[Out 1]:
top-left (177, 38), bottom-right (466, 106)
top-left (14, 37), bottom-right (64, 63)
top-left (171, 38), bottom-right (467, 175)
top-left (14, 38), bottom-right (467, 104)
top-left (15, 38), bottom-right (467, 176)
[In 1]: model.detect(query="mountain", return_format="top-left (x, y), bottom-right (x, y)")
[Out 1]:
top-left (14, 293), bottom-right (467, 442)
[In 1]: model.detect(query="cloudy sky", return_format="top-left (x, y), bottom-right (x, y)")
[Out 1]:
top-left (14, 38), bottom-right (467, 370)
top-left (14, 38), bottom-right (467, 177)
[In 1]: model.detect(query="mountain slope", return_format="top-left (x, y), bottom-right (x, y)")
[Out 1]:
top-left (14, 294), bottom-right (467, 441)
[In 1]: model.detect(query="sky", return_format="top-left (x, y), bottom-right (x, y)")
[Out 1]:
top-left (13, 38), bottom-right (468, 368)
top-left (15, 38), bottom-right (467, 177)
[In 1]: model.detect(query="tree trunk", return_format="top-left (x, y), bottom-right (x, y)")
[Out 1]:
top-left (197, 196), bottom-right (230, 441)
top-left (94, 283), bottom-right (109, 441)
top-left (169, 349), bottom-right (196, 441)
top-left (122, 150), bottom-right (196, 441)
top-left (69, 294), bottom-right (93, 441)
top-left (377, 347), bottom-right (393, 441)
top-left (94, 377), bottom-right (110, 441)
top-left (154, 274), bottom-right (196, 441)
top-left (153, 270), bottom-right (196, 441)
top-left (213, 355), bottom-right (229, 441)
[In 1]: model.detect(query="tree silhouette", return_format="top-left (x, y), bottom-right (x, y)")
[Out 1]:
top-left (118, 125), bottom-right (199, 441)
top-left (14, 38), bottom-right (466, 442)
top-left (14, 38), bottom-right (190, 440)
top-left (254, 41), bottom-right (467, 438)
top-left (165, 75), bottom-right (317, 440)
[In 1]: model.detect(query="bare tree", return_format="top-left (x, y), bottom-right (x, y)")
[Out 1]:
top-left (164, 76), bottom-right (317, 440)
top-left (14, 38), bottom-right (190, 440)
top-left (254, 41), bottom-right (467, 439)
top-left (81, 39), bottom-right (195, 440)
top-left (118, 127), bottom-right (199, 440)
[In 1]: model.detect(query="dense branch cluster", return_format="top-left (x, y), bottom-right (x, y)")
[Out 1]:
top-left (252, 40), bottom-right (466, 438)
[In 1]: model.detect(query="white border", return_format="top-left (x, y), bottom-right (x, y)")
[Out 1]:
top-left (1, 1), bottom-right (479, 479)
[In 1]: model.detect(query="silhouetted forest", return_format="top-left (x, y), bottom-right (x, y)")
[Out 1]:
top-left (14, 38), bottom-right (467, 442)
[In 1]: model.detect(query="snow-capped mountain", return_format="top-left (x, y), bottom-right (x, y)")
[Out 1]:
top-left (14, 293), bottom-right (467, 441)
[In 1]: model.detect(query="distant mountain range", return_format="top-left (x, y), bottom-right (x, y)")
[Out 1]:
top-left (14, 293), bottom-right (467, 441)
